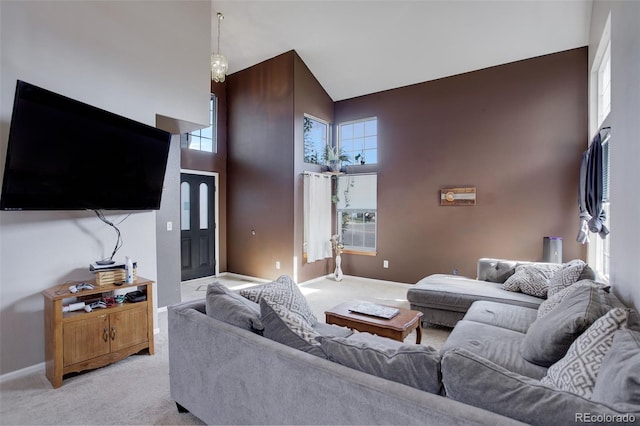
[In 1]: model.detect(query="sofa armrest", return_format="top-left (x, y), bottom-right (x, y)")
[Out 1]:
top-left (441, 348), bottom-right (637, 425)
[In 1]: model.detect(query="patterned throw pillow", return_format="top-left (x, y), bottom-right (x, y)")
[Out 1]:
top-left (503, 263), bottom-right (562, 298)
top-left (547, 259), bottom-right (593, 298)
top-left (537, 280), bottom-right (608, 319)
top-left (239, 275), bottom-right (317, 326)
top-left (541, 308), bottom-right (628, 399)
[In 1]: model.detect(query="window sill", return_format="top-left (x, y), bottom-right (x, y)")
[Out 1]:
top-left (342, 249), bottom-right (376, 257)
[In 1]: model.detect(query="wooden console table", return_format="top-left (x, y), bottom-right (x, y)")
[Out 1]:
top-left (42, 277), bottom-right (154, 388)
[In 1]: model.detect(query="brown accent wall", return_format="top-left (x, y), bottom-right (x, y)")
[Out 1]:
top-left (226, 52), bottom-right (296, 279)
top-left (181, 82), bottom-right (228, 272)
top-left (334, 48), bottom-right (588, 283)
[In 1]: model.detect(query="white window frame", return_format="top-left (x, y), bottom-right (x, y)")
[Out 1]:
top-left (587, 13), bottom-right (612, 281)
top-left (338, 117), bottom-right (378, 165)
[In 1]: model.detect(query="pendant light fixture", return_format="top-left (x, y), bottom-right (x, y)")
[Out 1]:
top-left (211, 12), bottom-right (228, 83)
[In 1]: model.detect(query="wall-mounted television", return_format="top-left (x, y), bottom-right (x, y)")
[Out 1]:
top-left (0, 80), bottom-right (171, 211)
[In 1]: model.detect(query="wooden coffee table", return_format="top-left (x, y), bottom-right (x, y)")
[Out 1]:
top-left (325, 301), bottom-right (423, 344)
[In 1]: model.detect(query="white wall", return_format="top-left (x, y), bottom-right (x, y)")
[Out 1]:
top-left (589, 1), bottom-right (640, 311)
top-left (0, 0), bottom-right (211, 375)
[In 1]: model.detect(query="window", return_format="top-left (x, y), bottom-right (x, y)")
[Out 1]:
top-left (588, 13), bottom-right (612, 280)
top-left (303, 114), bottom-right (329, 165)
top-left (339, 117), bottom-right (377, 165)
top-left (335, 174), bottom-right (377, 253)
top-left (597, 41), bottom-right (611, 125)
top-left (181, 95), bottom-right (217, 153)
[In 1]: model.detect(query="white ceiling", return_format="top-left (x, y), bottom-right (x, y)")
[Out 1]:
top-left (212, 1), bottom-right (593, 101)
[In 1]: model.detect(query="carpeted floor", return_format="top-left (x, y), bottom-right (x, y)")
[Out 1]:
top-left (0, 274), bottom-right (450, 425)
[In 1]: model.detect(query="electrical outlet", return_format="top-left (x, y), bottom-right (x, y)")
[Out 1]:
top-left (275, 261), bottom-right (281, 270)
top-left (166, 221), bottom-right (173, 231)
top-left (453, 268), bottom-right (459, 275)
top-left (383, 260), bottom-right (389, 269)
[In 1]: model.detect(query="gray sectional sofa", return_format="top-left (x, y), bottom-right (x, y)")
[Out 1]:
top-left (168, 299), bottom-right (519, 425)
top-left (407, 258), bottom-right (590, 327)
top-left (169, 265), bottom-right (640, 425)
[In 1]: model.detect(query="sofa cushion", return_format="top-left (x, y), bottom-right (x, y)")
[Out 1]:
top-left (317, 332), bottom-right (442, 395)
top-left (462, 301), bottom-right (538, 334)
top-left (547, 259), bottom-right (595, 298)
top-left (591, 329), bottom-right (640, 411)
top-left (541, 308), bottom-right (628, 399)
top-left (205, 282), bottom-right (263, 333)
top-left (537, 280), bottom-right (608, 319)
top-left (240, 275), bottom-right (317, 325)
top-left (502, 263), bottom-right (562, 298)
top-left (521, 284), bottom-right (607, 367)
top-left (440, 320), bottom-right (547, 379)
top-left (441, 348), bottom-right (630, 425)
top-left (260, 299), bottom-right (326, 357)
top-left (408, 275), bottom-right (544, 313)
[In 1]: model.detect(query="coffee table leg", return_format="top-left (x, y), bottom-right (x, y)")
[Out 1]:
top-left (415, 325), bottom-right (422, 344)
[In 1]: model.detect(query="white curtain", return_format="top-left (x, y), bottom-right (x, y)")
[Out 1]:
top-left (304, 172), bottom-right (332, 262)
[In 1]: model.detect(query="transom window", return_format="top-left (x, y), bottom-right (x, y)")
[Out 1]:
top-left (303, 114), bottom-right (329, 165)
top-left (181, 95), bottom-right (217, 153)
top-left (339, 117), bottom-right (377, 165)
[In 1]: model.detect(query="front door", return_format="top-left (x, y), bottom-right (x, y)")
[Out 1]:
top-left (180, 173), bottom-right (215, 281)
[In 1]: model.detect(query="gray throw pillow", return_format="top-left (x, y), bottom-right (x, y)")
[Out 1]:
top-left (484, 261), bottom-right (518, 283)
top-left (537, 280), bottom-right (608, 319)
top-left (441, 348), bottom-right (630, 425)
top-left (521, 285), bottom-right (607, 367)
top-left (317, 332), bottom-right (442, 395)
top-left (591, 329), bottom-right (640, 411)
top-left (260, 299), bottom-right (326, 358)
top-left (503, 263), bottom-right (562, 298)
top-left (205, 281), bottom-right (263, 332)
top-left (547, 259), bottom-right (595, 298)
top-left (239, 275), bottom-right (317, 325)
top-left (541, 308), bottom-right (628, 399)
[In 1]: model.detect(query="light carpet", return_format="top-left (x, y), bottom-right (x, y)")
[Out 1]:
top-left (1, 275), bottom-right (449, 425)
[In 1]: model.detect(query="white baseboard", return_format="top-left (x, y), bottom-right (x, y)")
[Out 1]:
top-left (0, 362), bottom-right (44, 384)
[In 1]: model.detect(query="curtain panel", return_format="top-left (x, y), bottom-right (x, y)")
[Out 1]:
top-left (304, 173), bottom-right (332, 262)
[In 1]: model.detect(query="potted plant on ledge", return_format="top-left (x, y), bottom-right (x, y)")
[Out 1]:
top-left (324, 145), bottom-right (351, 173)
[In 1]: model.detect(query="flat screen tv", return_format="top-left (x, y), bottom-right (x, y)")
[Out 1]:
top-left (0, 80), bottom-right (171, 211)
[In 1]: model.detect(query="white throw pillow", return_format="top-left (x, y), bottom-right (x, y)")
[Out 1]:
top-left (503, 263), bottom-right (562, 298)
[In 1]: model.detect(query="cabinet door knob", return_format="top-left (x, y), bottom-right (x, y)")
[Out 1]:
top-left (103, 327), bottom-right (109, 342)
top-left (111, 326), bottom-right (116, 341)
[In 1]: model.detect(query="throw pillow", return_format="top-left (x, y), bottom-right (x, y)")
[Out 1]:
top-left (205, 281), bottom-right (264, 332)
top-left (547, 259), bottom-right (595, 298)
top-left (441, 348), bottom-right (627, 425)
top-left (317, 332), bottom-right (442, 395)
top-left (537, 280), bottom-right (609, 319)
top-left (591, 329), bottom-right (640, 410)
top-left (239, 275), bottom-right (317, 325)
top-left (541, 308), bottom-right (628, 399)
top-left (502, 263), bottom-right (562, 298)
top-left (521, 285), bottom-right (607, 367)
top-left (259, 299), bottom-right (325, 357)
top-left (484, 261), bottom-right (518, 283)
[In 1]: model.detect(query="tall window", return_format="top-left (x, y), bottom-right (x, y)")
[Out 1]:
top-left (589, 13), bottom-right (611, 280)
top-left (181, 95), bottom-right (217, 153)
top-left (339, 117), bottom-right (377, 165)
top-left (335, 174), bottom-right (377, 253)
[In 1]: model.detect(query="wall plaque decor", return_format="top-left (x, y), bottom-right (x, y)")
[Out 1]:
top-left (440, 187), bottom-right (476, 206)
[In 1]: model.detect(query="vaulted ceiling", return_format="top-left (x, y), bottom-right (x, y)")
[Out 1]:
top-left (212, 1), bottom-right (592, 101)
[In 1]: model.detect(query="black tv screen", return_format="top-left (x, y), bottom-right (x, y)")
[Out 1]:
top-left (0, 80), bottom-right (171, 211)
